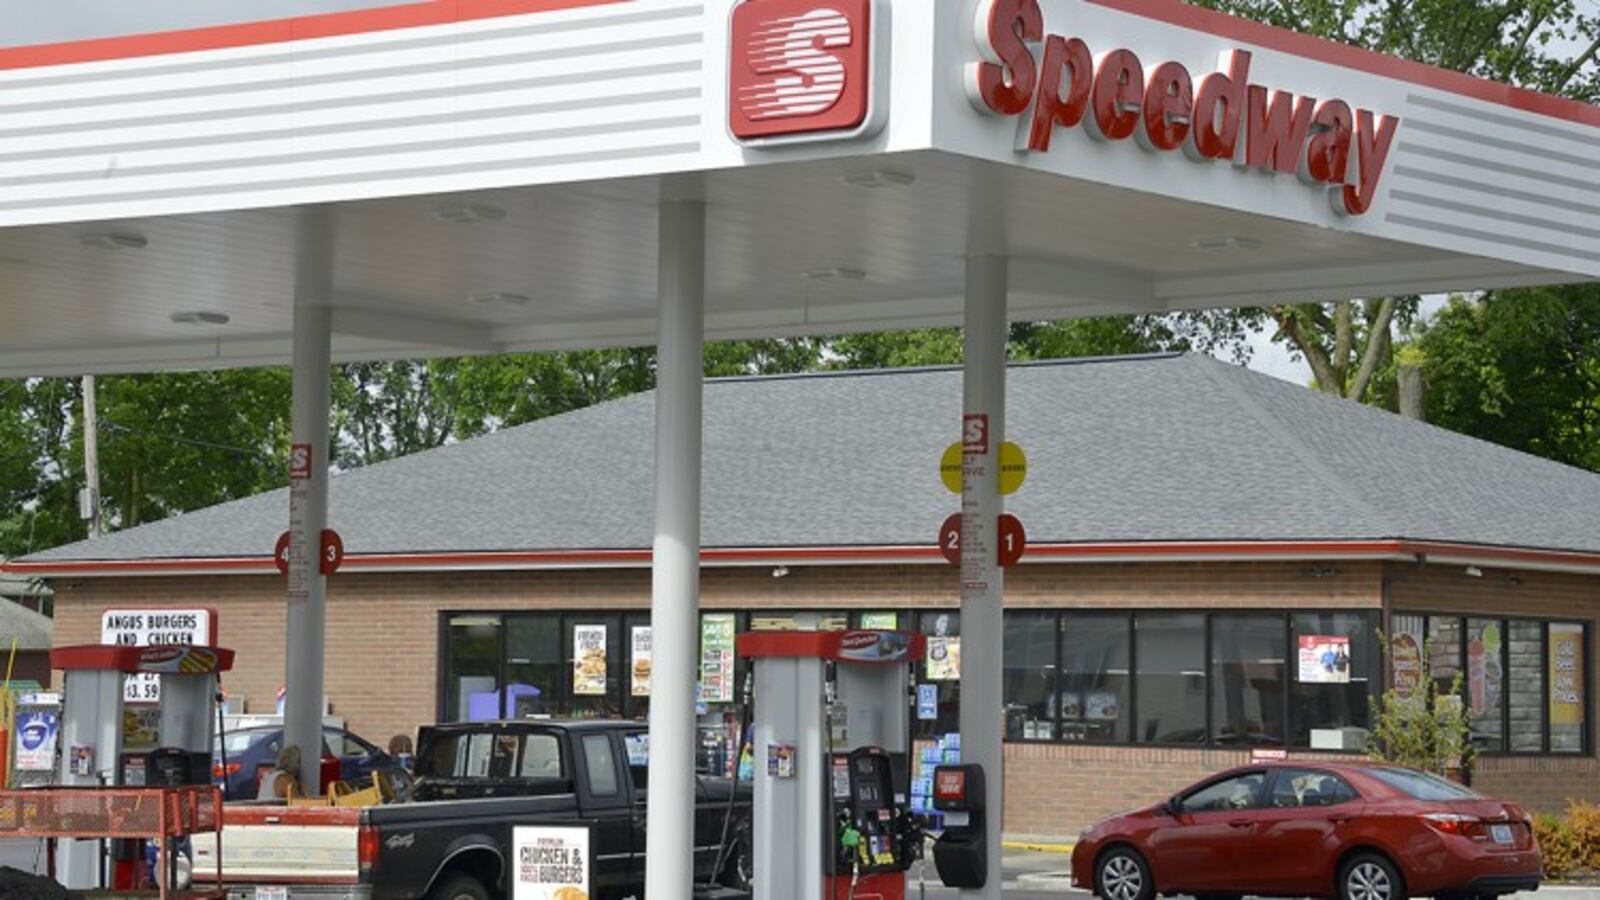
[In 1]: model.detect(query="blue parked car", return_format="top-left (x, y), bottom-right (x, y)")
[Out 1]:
top-left (213, 724), bottom-right (392, 800)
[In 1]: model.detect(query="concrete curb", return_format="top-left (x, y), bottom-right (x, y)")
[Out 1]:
top-left (1001, 839), bottom-right (1075, 854)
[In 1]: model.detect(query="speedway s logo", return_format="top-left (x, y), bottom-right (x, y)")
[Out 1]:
top-left (729, 0), bottom-right (887, 143)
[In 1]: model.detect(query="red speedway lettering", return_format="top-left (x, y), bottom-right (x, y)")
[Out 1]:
top-left (967, 0), bottom-right (1399, 215)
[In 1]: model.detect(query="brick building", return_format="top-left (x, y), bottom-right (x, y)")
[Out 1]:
top-left (10, 354), bottom-right (1599, 835)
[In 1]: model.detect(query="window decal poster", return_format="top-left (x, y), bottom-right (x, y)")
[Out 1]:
top-left (631, 626), bottom-right (652, 697)
top-left (926, 636), bottom-right (961, 681)
top-left (1298, 635), bottom-right (1351, 683)
top-left (573, 625), bottom-right (607, 696)
top-left (700, 614), bottom-right (736, 703)
top-left (14, 711), bottom-right (58, 771)
top-left (1391, 629), bottom-right (1423, 700)
top-left (1551, 624), bottom-right (1585, 726)
top-left (512, 826), bottom-right (590, 900)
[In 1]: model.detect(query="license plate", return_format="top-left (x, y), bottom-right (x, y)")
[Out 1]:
top-left (255, 888), bottom-right (289, 900)
top-left (1491, 824), bottom-right (1514, 844)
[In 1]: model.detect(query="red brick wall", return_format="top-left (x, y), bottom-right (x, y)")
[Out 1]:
top-left (45, 559), bottom-right (1600, 835)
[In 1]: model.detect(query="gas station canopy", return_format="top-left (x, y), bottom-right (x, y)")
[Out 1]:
top-left (0, 0), bottom-right (1593, 378)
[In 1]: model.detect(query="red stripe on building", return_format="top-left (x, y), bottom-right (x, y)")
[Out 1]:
top-left (15, 538), bottom-right (1600, 576)
top-left (1088, 0), bottom-right (1600, 128)
top-left (0, 0), bottom-right (628, 71)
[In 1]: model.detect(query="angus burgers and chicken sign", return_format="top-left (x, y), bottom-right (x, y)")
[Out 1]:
top-left (967, 0), bottom-right (1400, 216)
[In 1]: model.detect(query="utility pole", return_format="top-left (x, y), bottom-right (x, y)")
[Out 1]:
top-left (82, 374), bottom-right (101, 538)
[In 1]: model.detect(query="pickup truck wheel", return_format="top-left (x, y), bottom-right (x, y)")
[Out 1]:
top-left (427, 872), bottom-right (490, 900)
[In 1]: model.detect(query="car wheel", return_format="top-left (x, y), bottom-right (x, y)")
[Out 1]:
top-left (427, 872), bottom-right (489, 900)
top-left (1339, 852), bottom-right (1407, 900)
top-left (1096, 847), bottom-right (1154, 900)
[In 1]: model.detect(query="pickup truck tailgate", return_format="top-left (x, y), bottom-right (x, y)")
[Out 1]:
top-left (194, 806), bottom-right (365, 886)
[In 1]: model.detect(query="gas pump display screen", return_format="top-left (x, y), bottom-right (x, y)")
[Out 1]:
top-left (852, 755), bottom-right (889, 809)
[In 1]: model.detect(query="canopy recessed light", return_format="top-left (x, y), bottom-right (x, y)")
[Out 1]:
top-left (1189, 236), bottom-right (1262, 252)
top-left (433, 204), bottom-right (507, 224)
top-left (803, 267), bottom-right (867, 283)
top-left (467, 291), bottom-right (531, 307)
top-left (841, 170), bottom-right (915, 189)
top-left (170, 311), bottom-right (230, 326)
top-left (79, 232), bottom-right (148, 251)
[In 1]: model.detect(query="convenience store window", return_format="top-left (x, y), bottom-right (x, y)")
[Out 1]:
top-left (997, 609), bottom-right (1378, 749)
top-left (1212, 614), bottom-right (1286, 746)
top-left (1396, 614), bottom-right (1590, 755)
top-left (915, 611), bottom-right (961, 738)
top-left (1003, 611), bottom-right (1057, 741)
top-left (1059, 613), bottom-right (1130, 744)
top-left (1290, 613), bottom-right (1373, 748)
top-left (1136, 613), bottom-right (1207, 744)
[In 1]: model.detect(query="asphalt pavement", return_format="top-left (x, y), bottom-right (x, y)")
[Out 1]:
top-left (3, 839), bottom-right (1591, 898)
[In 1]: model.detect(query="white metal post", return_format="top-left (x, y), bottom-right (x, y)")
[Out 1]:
top-left (645, 198), bottom-right (706, 899)
top-left (959, 255), bottom-right (1007, 900)
top-left (286, 207), bottom-right (334, 794)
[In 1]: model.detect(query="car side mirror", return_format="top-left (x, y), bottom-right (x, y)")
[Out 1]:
top-left (1162, 797), bottom-right (1181, 817)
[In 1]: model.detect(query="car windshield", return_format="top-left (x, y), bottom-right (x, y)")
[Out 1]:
top-left (1369, 767), bottom-right (1481, 800)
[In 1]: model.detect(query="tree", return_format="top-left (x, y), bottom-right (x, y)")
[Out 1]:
top-left (1414, 284), bottom-right (1600, 472)
top-left (1182, 0), bottom-right (1599, 403)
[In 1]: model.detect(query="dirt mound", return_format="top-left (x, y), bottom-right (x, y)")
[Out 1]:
top-left (0, 866), bottom-right (75, 899)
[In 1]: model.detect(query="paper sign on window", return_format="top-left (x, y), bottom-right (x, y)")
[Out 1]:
top-left (1298, 635), bottom-right (1351, 684)
top-left (573, 625), bottom-right (607, 696)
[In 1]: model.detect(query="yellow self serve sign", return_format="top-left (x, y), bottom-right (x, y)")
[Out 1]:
top-left (940, 441), bottom-right (1027, 495)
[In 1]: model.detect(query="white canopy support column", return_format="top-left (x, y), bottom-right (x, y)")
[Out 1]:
top-left (959, 254), bottom-right (1007, 900)
top-left (285, 206), bottom-right (334, 795)
top-left (645, 198), bottom-right (707, 898)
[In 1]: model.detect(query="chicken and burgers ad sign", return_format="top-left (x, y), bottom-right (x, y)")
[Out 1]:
top-left (513, 826), bottom-right (591, 900)
top-left (967, 0), bottom-right (1400, 216)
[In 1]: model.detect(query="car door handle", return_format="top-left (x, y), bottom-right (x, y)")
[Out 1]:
top-left (1228, 819), bottom-right (1253, 829)
top-left (1327, 814), bottom-right (1352, 824)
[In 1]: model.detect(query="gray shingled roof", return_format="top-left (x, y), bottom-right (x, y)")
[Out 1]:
top-left (0, 598), bottom-right (53, 651)
top-left (21, 353), bottom-right (1600, 563)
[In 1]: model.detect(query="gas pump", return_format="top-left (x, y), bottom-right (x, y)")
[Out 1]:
top-left (738, 628), bottom-right (925, 900)
top-left (50, 643), bottom-right (234, 890)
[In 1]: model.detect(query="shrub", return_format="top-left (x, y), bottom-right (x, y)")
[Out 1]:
top-left (1564, 800), bottom-right (1600, 871)
top-left (1366, 632), bottom-right (1474, 776)
top-left (1535, 812), bottom-right (1580, 879)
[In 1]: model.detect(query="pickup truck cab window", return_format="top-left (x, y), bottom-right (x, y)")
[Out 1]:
top-left (519, 733), bottom-right (562, 777)
top-left (583, 735), bottom-right (620, 797)
top-left (425, 729), bottom-right (564, 779)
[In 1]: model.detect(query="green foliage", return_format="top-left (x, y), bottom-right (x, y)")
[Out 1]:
top-left (1180, 0), bottom-right (1599, 402)
top-left (1414, 284), bottom-right (1600, 473)
top-left (1366, 633), bottom-right (1475, 776)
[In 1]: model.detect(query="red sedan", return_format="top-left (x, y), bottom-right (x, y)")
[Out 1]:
top-left (1071, 762), bottom-right (1540, 900)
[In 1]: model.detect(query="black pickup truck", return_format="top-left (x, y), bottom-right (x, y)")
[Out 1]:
top-left (194, 720), bottom-right (753, 900)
